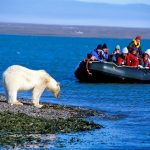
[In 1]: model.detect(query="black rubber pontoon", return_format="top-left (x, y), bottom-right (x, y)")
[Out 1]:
top-left (74, 61), bottom-right (150, 83)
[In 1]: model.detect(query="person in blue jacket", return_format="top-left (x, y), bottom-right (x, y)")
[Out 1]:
top-left (91, 44), bottom-right (102, 61)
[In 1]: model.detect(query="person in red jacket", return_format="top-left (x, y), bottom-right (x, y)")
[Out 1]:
top-left (116, 47), bottom-right (128, 66)
top-left (126, 47), bottom-right (139, 67)
top-left (141, 53), bottom-right (150, 69)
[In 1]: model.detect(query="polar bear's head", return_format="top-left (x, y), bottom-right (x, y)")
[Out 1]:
top-left (51, 82), bottom-right (60, 98)
top-left (47, 77), bottom-right (60, 98)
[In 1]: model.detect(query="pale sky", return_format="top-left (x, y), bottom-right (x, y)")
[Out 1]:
top-left (0, 0), bottom-right (149, 28)
top-left (75, 0), bottom-right (150, 5)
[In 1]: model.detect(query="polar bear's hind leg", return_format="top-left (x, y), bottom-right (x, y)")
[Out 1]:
top-left (8, 90), bottom-right (23, 106)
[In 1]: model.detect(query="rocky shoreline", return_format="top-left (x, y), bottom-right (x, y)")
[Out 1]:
top-left (0, 95), bottom-right (105, 120)
top-left (0, 94), bottom-right (104, 148)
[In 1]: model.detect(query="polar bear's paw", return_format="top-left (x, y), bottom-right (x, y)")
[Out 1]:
top-left (10, 101), bottom-right (23, 106)
top-left (33, 103), bottom-right (43, 108)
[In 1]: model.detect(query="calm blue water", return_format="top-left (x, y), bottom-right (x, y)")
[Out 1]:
top-left (0, 34), bottom-right (150, 149)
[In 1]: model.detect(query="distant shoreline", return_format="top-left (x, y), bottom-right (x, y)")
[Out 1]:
top-left (0, 22), bottom-right (150, 39)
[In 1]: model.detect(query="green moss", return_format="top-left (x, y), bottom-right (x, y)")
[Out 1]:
top-left (0, 111), bottom-right (101, 134)
top-left (0, 111), bottom-right (102, 147)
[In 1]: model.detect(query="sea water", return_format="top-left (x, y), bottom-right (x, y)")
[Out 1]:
top-left (0, 34), bottom-right (150, 149)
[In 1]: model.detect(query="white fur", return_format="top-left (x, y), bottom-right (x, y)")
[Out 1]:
top-left (3, 65), bottom-right (60, 108)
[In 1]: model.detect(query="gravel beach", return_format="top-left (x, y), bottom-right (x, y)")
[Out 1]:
top-left (0, 94), bottom-right (104, 120)
top-left (0, 94), bottom-right (78, 120)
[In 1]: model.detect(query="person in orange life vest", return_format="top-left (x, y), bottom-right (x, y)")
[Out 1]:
top-left (127, 35), bottom-right (142, 56)
top-left (140, 53), bottom-right (150, 69)
top-left (116, 47), bottom-right (128, 66)
top-left (126, 47), bottom-right (139, 67)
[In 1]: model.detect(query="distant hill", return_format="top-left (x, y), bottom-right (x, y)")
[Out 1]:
top-left (0, 22), bottom-right (150, 39)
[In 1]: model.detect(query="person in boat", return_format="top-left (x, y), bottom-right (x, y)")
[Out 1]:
top-left (85, 44), bottom-right (103, 75)
top-left (139, 49), bottom-right (150, 69)
top-left (116, 47), bottom-right (128, 66)
top-left (84, 53), bottom-right (94, 75)
top-left (108, 44), bottom-right (121, 62)
top-left (84, 53), bottom-right (97, 61)
top-left (126, 47), bottom-right (139, 67)
top-left (90, 44), bottom-right (102, 61)
top-left (140, 50), bottom-right (150, 69)
top-left (144, 49), bottom-right (150, 61)
top-left (127, 35), bottom-right (142, 56)
top-left (99, 43), bottom-right (109, 61)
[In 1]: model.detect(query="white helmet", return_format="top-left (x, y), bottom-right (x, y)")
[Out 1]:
top-left (145, 49), bottom-right (150, 56)
top-left (122, 47), bottom-right (128, 54)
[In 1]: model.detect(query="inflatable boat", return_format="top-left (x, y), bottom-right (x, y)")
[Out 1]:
top-left (74, 61), bottom-right (150, 83)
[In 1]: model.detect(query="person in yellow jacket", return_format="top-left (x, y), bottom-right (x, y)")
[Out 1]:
top-left (127, 36), bottom-right (142, 56)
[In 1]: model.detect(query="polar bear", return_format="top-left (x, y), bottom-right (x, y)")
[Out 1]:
top-left (3, 65), bottom-right (60, 108)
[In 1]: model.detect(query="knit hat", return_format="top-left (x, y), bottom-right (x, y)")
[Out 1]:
top-left (122, 47), bottom-right (128, 54)
top-left (135, 36), bottom-right (141, 40)
top-left (132, 47), bottom-right (138, 51)
top-left (144, 53), bottom-right (149, 57)
top-left (96, 44), bottom-right (102, 50)
top-left (115, 45), bottom-right (120, 50)
top-left (102, 43), bottom-right (107, 49)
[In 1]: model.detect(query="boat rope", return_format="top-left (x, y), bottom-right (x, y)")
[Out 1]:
top-left (85, 60), bottom-right (92, 76)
